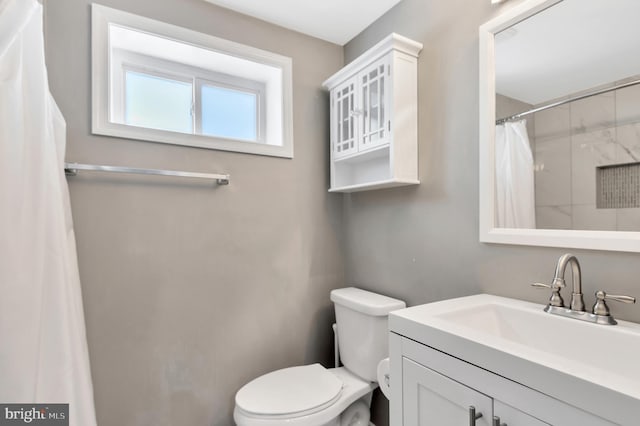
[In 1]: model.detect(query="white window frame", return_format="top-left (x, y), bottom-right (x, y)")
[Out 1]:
top-left (112, 49), bottom-right (267, 143)
top-left (92, 4), bottom-right (293, 158)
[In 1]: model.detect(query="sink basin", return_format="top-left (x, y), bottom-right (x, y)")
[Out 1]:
top-left (389, 294), bottom-right (640, 406)
top-left (438, 300), bottom-right (640, 384)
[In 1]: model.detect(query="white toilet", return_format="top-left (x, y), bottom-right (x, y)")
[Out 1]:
top-left (233, 287), bottom-right (406, 426)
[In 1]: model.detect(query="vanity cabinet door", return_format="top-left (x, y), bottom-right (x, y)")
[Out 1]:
top-left (402, 357), bottom-right (492, 426)
top-left (394, 336), bottom-right (622, 426)
top-left (494, 400), bottom-right (549, 426)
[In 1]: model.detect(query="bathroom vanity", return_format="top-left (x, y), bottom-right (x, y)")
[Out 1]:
top-left (389, 295), bottom-right (640, 425)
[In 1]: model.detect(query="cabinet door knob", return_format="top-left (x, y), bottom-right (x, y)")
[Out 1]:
top-left (469, 406), bottom-right (483, 425)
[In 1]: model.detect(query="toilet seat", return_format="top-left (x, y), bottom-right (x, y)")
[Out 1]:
top-left (235, 364), bottom-right (343, 418)
top-left (234, 367), bottom-right (375, 426)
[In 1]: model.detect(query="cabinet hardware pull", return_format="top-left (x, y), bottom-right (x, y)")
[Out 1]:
top-left (469, 406), bottom-right (483, 425)
top-left (493, 416), bottom-right (507, 426)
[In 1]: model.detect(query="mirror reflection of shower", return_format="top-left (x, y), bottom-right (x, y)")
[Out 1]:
top-left (494, 119), bottom-right (535, 229)
top-left (494, 0), bottom-right (640, 231)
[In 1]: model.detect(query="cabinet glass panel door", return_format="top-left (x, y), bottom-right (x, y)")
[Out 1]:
top-left (402, 358), bottom-right (493, 426)
top-left (359, 56), bottom-right (389, 152)
top-left (332, 78), bottom-right (358, 159)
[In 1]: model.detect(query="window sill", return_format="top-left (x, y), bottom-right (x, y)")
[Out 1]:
top-left (92, 121), bottom-right (293, 158)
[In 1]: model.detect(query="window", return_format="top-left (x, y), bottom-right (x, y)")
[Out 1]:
top-left (199, 84), bottom-right (258, 141)
top-left (92, 4), bottom-right (293, 158)
top-left (111, 45), bottom-right (267, 143)
top-left (124, 70), bottom-right (193, 134)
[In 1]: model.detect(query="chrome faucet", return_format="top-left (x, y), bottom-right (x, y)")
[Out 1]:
top-left (532, 253), bottom-right (635, 325)
top-left (552, 253), bottom-right (585, 312)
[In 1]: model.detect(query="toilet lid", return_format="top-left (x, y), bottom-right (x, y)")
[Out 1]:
top-left (235, 364), bottom-right (343, 416)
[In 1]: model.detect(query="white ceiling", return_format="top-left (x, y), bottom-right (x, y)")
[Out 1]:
top-left (202, 0), bottom-right (403, 45)
top-left (495, 0), bottom-right (640, 106)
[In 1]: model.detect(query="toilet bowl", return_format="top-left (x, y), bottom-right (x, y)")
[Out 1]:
top-left (233, 287), bottom-right (406, 426)
top-left (234, 365), bottom-right (374, 426)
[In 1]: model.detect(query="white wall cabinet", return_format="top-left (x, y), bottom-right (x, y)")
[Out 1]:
top-left (323, 34), bottom-right (422, 193)
top-left (391, 335), bottom-right (618, 426)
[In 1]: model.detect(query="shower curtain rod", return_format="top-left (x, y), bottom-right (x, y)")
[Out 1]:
top-left (496, 78), bottom-right (640, 125)
top-left (64, 162), bottom-right (230, 185)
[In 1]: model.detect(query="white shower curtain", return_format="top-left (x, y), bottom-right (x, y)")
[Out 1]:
top-left (0, 1), bottom-right (97, 425)
top-left (495, 120), bottom-right (536, 229)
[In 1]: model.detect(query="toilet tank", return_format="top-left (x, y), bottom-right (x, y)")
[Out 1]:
top-left (330, 287), bottom-right (406, 382)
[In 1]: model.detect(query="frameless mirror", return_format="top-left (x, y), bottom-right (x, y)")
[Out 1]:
top-left (479, 0), bottom-right (640, 252)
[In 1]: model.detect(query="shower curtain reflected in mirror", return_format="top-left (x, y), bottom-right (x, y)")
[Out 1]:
top-left (0, 1), bottom-right (97, 425)
top-left (495, 120), bottom-right (536, 228)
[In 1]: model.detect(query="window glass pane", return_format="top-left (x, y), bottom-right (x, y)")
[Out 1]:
top-left (201, 85), bottom-right (257, 141)
top-left (125, 71), bottom-right (193, 133)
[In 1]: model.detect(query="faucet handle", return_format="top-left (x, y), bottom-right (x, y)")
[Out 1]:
top-left (592, 290), bottom-right (636, 316)
top-left (531, 283), bottom-right (552, 289)
top-left (531, 282), bottom-right (552, 289)
top-left (531, 282), bottom-right (564, 307)
top-left (532, 279), bottom-right (565, 289)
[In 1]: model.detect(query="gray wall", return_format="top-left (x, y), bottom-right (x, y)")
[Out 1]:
top-left (44, 1), bottom-right (343, 425)
top-left (344, 1), bottom-right (640, 423)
